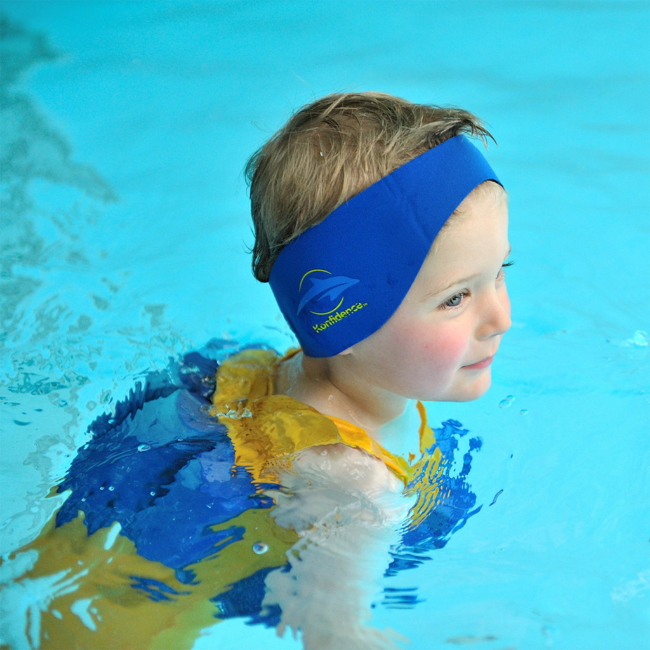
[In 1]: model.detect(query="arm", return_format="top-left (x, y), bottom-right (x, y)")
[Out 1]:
top-left (262, 444), bottom-right (412, 650)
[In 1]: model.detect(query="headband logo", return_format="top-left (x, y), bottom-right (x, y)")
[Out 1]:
top-left (297, 269), bottom-right (368, 335)
top-left (297, 269), bottom-right (359, 316)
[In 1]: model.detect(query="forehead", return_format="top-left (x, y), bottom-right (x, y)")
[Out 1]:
top-left (433, 183), bottom-right (507, 247)
top-left (409, 189), bottom-right (510, 296)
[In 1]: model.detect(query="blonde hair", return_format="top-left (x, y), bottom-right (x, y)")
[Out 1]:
top-left (246, 92), bottom-right (498, 282)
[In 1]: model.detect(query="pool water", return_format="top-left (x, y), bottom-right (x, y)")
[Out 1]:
top-left (1, 2), bottom-right (648, 649)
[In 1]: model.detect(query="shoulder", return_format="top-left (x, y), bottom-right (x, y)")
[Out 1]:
top-left (268, 443), bottom-right (411, 534)
top-left (285, 443), bottom-right (405, 495)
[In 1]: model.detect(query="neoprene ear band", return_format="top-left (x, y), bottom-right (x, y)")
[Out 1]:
top-left (268, 134), bottom-right (503, 357)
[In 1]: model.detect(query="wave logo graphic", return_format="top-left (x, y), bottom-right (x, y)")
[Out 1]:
top-left (296, 269), bottom-right (360, 316)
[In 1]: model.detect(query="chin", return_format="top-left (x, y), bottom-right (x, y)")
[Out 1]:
top-left (413, 369), bottom-right (493, 403)
top-left (446, 372), bottom-right (492, 402)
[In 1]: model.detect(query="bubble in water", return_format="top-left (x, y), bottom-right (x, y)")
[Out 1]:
top-left (137, 444), bottom-right (151, 452)
top-left (99, 486), bottom-right (105, 491)
top-left (150, 491), bottom-right (156, 497)
top-left (499, 395), bottom-right (515, 409)
top-left (220, 408), bottom-right (252, 419)
top-left (520, 409), bottom-right (529, 415)
top-left (628, 330), bottom-right (648, 347)
top-left (58, 399), bottom-right (68, 407)
top-left (252, 542), bottom-right (269, 555)
top-left (108, 486), bottom-right (115, 492)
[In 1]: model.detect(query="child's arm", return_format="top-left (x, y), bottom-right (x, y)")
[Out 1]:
top-left (262, 444), bottom-right (412, 650)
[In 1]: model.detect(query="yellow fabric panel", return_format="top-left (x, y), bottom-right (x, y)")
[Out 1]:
top-left (9, 507), bottom-right (297, 650)
top-left (213, 348), bottom-right (278, 409)
top-left (416, 399), bottom-right (437, 453)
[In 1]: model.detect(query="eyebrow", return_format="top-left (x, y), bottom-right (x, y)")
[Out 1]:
top-left (421, 244), bottom-right (512, 301)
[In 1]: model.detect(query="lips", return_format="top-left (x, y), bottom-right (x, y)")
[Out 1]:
top-left (463, 355), bottom-right (494, 370)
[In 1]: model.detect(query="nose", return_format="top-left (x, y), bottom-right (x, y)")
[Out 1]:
top-left (476, 285), bottom-right (512, 340)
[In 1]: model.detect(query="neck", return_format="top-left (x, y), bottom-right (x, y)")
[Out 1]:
top-left (277, 351), bottom-right (412, 446)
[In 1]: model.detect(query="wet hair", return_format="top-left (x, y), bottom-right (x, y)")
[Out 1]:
top-left (245, 91), bottom-right (500, 282)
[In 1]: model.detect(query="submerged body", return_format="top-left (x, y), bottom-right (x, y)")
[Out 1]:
top-left (1, 346), bottom-right (481, 650)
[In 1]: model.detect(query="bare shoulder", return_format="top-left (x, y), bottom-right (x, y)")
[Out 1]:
top-left (284, 443), bottom-right (404, 496)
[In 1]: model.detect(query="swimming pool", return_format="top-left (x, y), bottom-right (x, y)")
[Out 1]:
top-left (1, 1), bottom-right (648, 648)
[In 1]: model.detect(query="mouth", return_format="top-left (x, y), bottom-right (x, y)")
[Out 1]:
top-left (462, 355), bottom-right (494, 370)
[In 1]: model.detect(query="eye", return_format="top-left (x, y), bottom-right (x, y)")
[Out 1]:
top-left (441, 289), bottom-right (469, 309)
top-left (497, 259), bottom-right (515, 280)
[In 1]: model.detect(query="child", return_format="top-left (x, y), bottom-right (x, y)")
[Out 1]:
top-left (208, 91), bottom-right (512, 648)
top-left (2, 92), bottom-right (510, 650)
top-left (216, 91), bottom-right (511, 484)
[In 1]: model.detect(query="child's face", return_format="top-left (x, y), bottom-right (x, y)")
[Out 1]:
top-left (344, 187), bottom-right (511, 402)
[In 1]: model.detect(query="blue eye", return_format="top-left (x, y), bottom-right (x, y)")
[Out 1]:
top-left (441, 290), bottom-right (469, 309)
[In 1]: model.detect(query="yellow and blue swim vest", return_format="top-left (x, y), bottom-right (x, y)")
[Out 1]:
top-left (4, 345), bottom-right (482, 650)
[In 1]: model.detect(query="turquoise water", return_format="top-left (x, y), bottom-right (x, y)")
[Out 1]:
top-left (1, 1), bottom-right (649, 649)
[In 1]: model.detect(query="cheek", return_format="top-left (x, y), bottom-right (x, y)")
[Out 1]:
top-left (395, 320), bottom-right (469, 374)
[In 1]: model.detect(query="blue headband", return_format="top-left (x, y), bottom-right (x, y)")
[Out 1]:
top-left (269, 134), bottom-right (502, 357)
